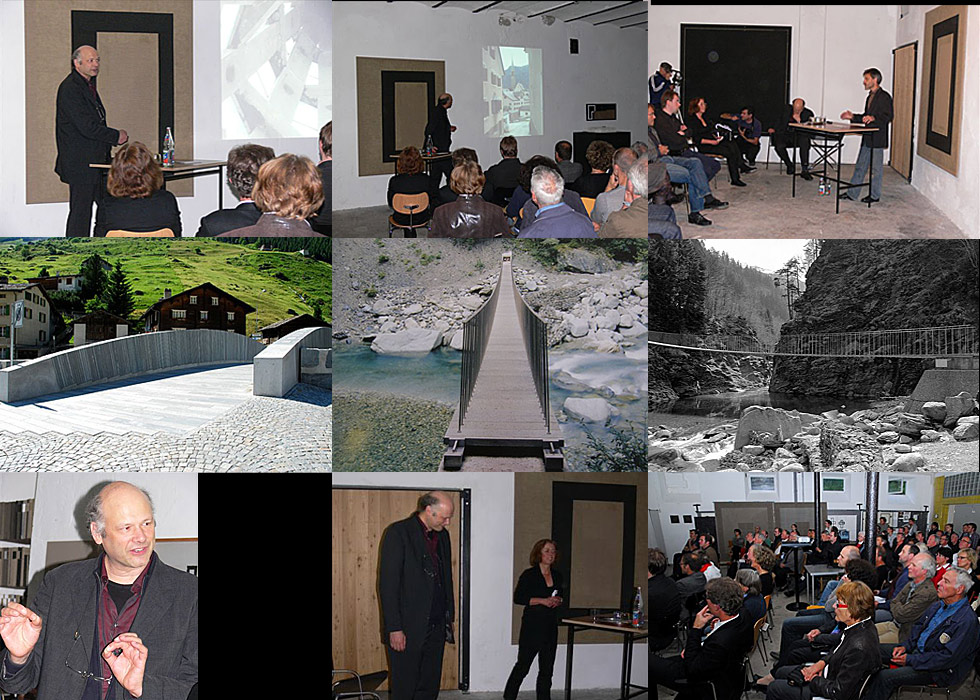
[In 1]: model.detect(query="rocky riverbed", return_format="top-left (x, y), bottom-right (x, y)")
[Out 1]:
top-left (650, 392), bottom-right (979, 472)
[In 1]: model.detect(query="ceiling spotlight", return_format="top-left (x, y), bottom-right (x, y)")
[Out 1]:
top-left (542, 14), bottom-right (555, 26)
top-left (498, 15), bottom-right (511, 26)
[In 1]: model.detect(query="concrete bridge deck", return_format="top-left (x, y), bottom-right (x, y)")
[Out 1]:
top-left (443, 258), bottom-right (562, 470)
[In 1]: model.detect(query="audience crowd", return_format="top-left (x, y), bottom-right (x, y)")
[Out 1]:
top-left (650, 519), bottom-right (980, 699)
top-left (384, 135), bottom-right (647, 238)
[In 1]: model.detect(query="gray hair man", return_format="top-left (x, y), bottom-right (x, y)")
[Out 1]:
top-left (598, 159), bottom-right (647, 238)
top-left (519, 166), bottom-right (596, 239)
top-left (592, 147), bottom-right (637, 224)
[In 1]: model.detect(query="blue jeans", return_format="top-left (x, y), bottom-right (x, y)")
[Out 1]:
top-left (662, 156), bottom-right (710, 213)
top-left (847, 145), bottom-right (884, 200)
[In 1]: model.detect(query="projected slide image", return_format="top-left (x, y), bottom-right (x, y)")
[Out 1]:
top-left (483, 46), bottom-right (542, 137)
top-left (220, 0), bottom-right (332, 139)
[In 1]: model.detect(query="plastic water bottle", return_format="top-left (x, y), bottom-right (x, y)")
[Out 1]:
top-left (424, 134), bottom-right (434, 156)
top-left (818, 177), bottom-right (826, 196)
top-left (163, 127), bottom-right (175, 166)
top-left (632, 587), bottom-right (643, 626)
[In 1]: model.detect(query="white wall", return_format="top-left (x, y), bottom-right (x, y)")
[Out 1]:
top-left (0, 0), bottom-right (327, 238)
top-left (333, 1), bottom-right (646, 211)
top-left (0, 474), bottom-right (197, 608)
top-left (332, 472), bottom-right (646, 692)
top-left (648, 5), bottom-right (899, 166)
top-left (896, 4), bottom-right (980, 238)
top-left (649, 473), bottom-right (937, 555)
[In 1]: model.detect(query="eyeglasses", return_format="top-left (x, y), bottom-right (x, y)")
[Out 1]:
top-left (65, 631), bottom-right (113, 683)
top-left (833, 601), bottom-right (848, 608)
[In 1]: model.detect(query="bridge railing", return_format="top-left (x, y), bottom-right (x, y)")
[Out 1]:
top-left (649, 331), bottom-right (772, 354)
top-left (458, 274), bottom-right (500, 430)
top-left (513, 271), bottom-right (551, 433)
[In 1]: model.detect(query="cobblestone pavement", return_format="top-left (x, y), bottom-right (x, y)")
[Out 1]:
top-left (0, 384), bottom-right (331, 471)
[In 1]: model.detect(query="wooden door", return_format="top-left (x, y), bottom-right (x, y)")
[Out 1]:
top-left (332, 489), bottom-right (461, 690)
top-left (891, 42), bottom-right (917, 181)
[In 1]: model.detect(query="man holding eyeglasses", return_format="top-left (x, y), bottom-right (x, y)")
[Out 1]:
top-left (0, 481), bottom-right (197, 700)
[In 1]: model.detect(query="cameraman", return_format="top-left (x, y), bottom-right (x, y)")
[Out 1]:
top-left (649, 62), bottom-right (675, 106)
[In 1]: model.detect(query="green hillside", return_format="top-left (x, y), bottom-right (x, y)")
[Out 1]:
top-left (0, 239), bottom-right (331, 333)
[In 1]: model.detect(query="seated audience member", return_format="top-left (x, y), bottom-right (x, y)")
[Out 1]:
top-left (592, 147), bottom-right (636, 225)
top-left (430, 161), bottom-right (510, 238)
top-left (434, 148), bottom-right (479, 208)
top-left (765, 581), bottom-right (880, 700)
top-left (518, 166), bottom-right (595, 239)
top-left (736, 568), bottom-right (767, 623)
top-left (554, 140), bottom-right (582, 188)
top-left (688, 97), bottom-right (748, 187)
top-left (650, 578), bottom-right (755, 696)
top-left (217, 154), bottom-right (324, 237)
top-left (387, 146), bottom-right (434, 227)
top-left (311, 120), bottom-right (331, 234)
top-left (954, 548), bottom-right (979, 599)
top-left (630, 141), bottom-right (648, 159)
top-left (866, 567), bottom-right (980, 700)
top-left (648, 105), bottom-right (727, 228)
top-left (97, 141), bottom-right (181, 236)
top-left (874, 553), bottom-right (938, 644)
top-left (932, 546), bottom-right (954, 585)
top-left (507, 155), bottom-right (587, 226)
top-left (647, 161), bottom-right (682, 239)
top-left (698, 534), bottom-right (721, 568)
top-left (768, 98), bottom-right (814, 178)
top-left (598, 159), bottom-right (646, 238)
top-left (649, 548), bottom-right (682, 653)
top-left (749, 543), bottom-right (779, 598)
top-left (572, 140), bottom-right (613, 198)
top-left (720, 105), bottom-right (762, 167)
top-left (196, 143), bottom-right (274, 237)
top-left (675, 552), bottom-right (708, 613)
top-left (655, 90), bottom-right (722, 182)
top-left (483, 136), bottom-right (522, 206)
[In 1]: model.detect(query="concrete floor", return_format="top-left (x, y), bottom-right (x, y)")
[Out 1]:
top-left (372, 691), bottom-right (639, 699)
top-left (335, 205), bottom-right (432, 238)
top-left (670, 162), bottom-right (970, 239)
top-left (655, 582), bottom-right (979, 698)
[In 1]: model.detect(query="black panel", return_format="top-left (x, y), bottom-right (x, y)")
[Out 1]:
top-left (925, 15), bottom-right (958, 155)
top-left (71, 10), bottom-right (175, 156)
top-left (551, 481), bottom-right (637, 616)
top-left (681, 24), bottom-right (791, 136)
top-left (381, 70), bottom-right (437, 163)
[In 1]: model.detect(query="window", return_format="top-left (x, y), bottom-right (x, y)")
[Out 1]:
top-left (39, 330), bottom-right (46, 342)
top-left (943, 473), bottom-right (980, 498)
top-left (172, 309), bottom-right (187, 319)
top-left (226, 311), bottom-right (235, 322)
top-left (211, 296), bottom-right (219, 306)
top-left (0, 305), bottom-right (8, 316)
top-left (823, 477), bottom-right (845, 492)
top-left (200, 311), bottom-right (208, 321)
top-left (749, 476), bottom-right (776, 492)
top-left (887, 480), bottom-right (907, 496)
top-left (39, 313), bottom-right (46, 324)
top-left (189, 295), bottom-right (198, 305)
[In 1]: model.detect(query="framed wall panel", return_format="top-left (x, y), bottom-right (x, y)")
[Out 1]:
top-left (356, 57), bottom-right (445, 177)
top-left (916, 5), bottom-right (966, 175)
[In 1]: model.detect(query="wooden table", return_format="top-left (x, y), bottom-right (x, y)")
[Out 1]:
top-left (561, 615), bottom-right (647, 700)
top-left (91, 159), bottom-right (228, 209)
top-left (788, 122), bottom-right (879, 213)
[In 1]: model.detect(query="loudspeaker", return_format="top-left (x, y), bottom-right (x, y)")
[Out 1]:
top-left (570, 38), bottom-right (579, 54)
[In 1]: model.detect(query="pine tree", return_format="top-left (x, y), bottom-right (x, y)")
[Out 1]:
top-left (100, 262), bottom-right (136, 319)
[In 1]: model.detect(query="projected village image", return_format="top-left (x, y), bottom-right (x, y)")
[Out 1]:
top-left (483, 46), bottom-right (542, 137)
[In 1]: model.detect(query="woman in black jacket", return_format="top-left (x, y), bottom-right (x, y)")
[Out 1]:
top-left (766, 581), bottom-right (880, 700)
top-left (687, 97), bottom-right (748, 187)
top-left (98, 142), bottom-right (182, 236)
top-left (503, 539), bottom-right (564, 700)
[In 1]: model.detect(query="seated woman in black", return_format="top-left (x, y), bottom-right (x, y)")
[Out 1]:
top-left (97, 141), bottom-right (182, 236)
top-left (687, 97), bottom-right (747, 187)
top-left (572, 140), bottom-right (613, 199)
top-left (503, 539), bottom-right (563, 700)
top-left (387, 146), bottom-right (434, 227)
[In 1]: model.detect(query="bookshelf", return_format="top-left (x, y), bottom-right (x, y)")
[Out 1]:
top-left (0, 498), bottom-right (34, 605)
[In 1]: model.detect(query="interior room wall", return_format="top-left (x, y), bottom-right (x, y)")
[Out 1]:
top-left (648, 473), bottom-right (936, 555)
top-left (333, 1), bottom-right (646, 211)
top-left (0, 473), bottom-right (198, 608)
top-left (896, 4), bottom-right (979, 238)
top-left (332, 473), bottom-right (645, 692)
top-left (0, 0), bottom-right (326, 238)
top-left (648, 5), bottom-right (898, 167)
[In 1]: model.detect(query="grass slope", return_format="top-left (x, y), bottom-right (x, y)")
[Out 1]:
top-left (0, 239), bottom-right (331, 333)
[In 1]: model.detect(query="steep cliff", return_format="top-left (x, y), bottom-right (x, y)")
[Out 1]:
top-left (770, 240), bottom-right (980, 397)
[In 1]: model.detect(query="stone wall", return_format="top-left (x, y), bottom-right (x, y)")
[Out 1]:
top-left (253, 326), bottom-right (332, 397)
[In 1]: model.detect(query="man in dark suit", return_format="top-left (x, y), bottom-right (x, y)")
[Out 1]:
top-left (195, 143), bottom-right (274, 237)
top-left (311, 121), bottom-right (331, 235)
top-left (55, 45), bottom-right (128, 237)
top-left (840, 67), bottom-right (893, 203)
top-left (652, 577), bottom-right (754, 700)
top-left (483, 136), bottom-right (523, 206)
top-left (380, 492), bottom-right (456, 700)
top-left (649, 548), bottom-right (682, 653)
top-left (767, 98), bottom-right (815, 178)
top-left (424, 93), bottom-right (456, 188)
top-left (0, 481), bottom-right (197, 700)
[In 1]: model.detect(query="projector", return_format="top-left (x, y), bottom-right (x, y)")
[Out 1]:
top-left (542, 15), bottom-right (555, 26)
top-left (499, 15), bottom-right (511, 26)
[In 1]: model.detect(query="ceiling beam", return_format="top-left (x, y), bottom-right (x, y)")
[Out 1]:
top-left (564, 0), bottom-right (639, 23)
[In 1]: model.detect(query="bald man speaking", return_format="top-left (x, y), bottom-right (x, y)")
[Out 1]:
top-left (0, 481), bottom-right (197, 700)
top-left (380, 491), bottom-right (456, 700)
top-left (56, 45), bottom-right (129, 237)
top-left (423, 93), bottom-right (456, 188)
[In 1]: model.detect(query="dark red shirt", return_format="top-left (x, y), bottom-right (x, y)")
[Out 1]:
top-left (94, 551), bottom-right (156, 697)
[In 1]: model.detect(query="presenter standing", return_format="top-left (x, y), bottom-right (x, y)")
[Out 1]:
top-left (840, 68), bottom-right (893, 204)
top-left (424, 93), bottom-right (456, 188)
top-left (55, 45), bottom-right (128, 237)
